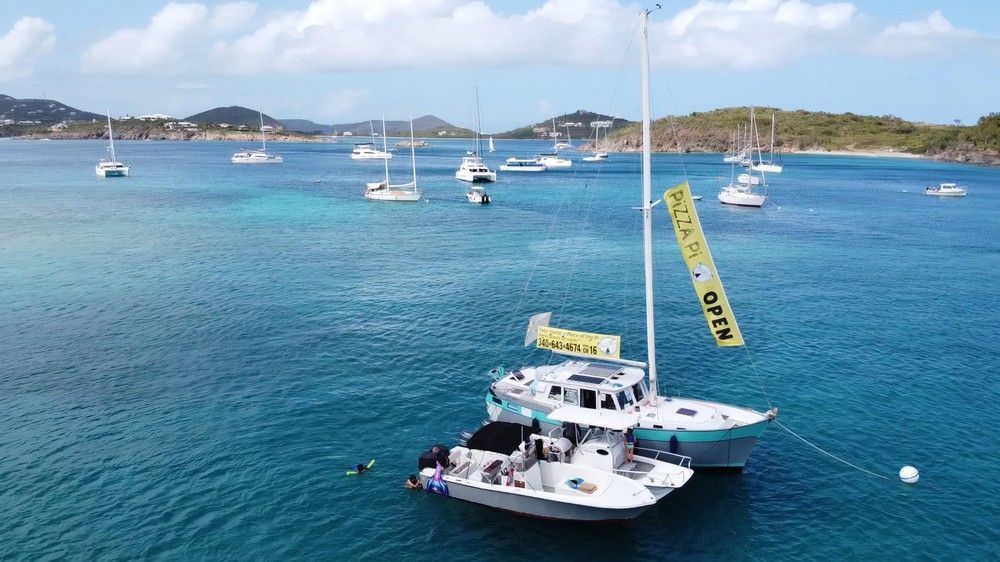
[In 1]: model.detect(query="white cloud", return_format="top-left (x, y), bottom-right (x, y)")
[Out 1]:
top-left (77, 1), bottom-right (999, 75)
top-left (0, 17), bottom-right (56, 80)
top-left (81, 2), bottom-right (258, 73)
top-left (867, 10), bottom-right (998, 58)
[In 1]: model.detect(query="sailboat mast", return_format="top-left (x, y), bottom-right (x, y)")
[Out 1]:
top-left (106, 99), bottom-right (116, 162)
top-left (409, 117), bottom-right (417, 192)
top-left (769, 113), bottom-right (776, 163)
top-left (639, 8), bottom-right (659, 401)
top-left (474, 84), bottom-right (483, 157)
top-left (259, 108), bottom-right (266, 151)
top-left (381, 116), bottom-right (389, 185)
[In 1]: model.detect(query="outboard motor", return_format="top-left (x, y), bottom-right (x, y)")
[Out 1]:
top-left (418, 444), bottom-right (451, 471)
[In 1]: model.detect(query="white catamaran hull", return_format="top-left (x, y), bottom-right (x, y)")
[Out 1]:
top-left (456, 170), bottom-right (497, 183)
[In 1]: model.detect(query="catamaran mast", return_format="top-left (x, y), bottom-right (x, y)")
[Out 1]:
top-left (639, 8), bottom-right (659, 401)
top-left (409, 117), bottom-right (417, 192)
top-left (259, 108), bottom-right (266, 152)
top-left (105, 99), bottom-right (116, 162)
top-left (381, 116), bottom-right (389, 185)
top-left (474, 85), bottom-right (483, 157)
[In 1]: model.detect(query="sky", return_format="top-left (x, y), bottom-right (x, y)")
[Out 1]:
top-left (0, 0), bottom-right (997, 130)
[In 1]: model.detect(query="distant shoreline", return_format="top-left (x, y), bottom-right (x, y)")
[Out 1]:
top-left (791, 149), bottom-right (925, 159)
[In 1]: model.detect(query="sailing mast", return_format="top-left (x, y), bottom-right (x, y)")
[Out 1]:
top-left (380, 116), bottom-right (389, 186)
top-left (769, 113), bottom-right (776, 164)
top-left (474, 84), bottom-right (483, 157)
top-left (259, 108), bottom-right (266, 152)
top-left (409, 116), bottom-right (417, 193)
top-left (639, 7), bottom-right (659, 401)
top-left (105, 99), bottom-right (116, 162)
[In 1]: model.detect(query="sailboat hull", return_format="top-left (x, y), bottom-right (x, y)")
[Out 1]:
top-left (95, 165), bottom-right (129, 177)
top-left (486, 399), bottom-right (771, 470)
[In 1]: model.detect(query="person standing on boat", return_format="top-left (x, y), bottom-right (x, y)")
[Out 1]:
top-left (624, 428), bottom-right (636, 463)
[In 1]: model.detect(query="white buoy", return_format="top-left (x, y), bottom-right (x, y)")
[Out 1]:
top-left (899, 465), bottom-right (919, 484)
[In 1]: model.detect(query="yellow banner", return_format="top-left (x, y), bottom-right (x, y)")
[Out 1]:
top-left (536, 326), bottom-right (621, 359)
top-left (663, 181), bottom-right (745, 347)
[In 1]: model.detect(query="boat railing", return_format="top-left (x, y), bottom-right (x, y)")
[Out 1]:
top-left (634, 446), bottom-right (693, 469)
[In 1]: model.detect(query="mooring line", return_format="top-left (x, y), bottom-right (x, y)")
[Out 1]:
top-left (773, 419), bottom-right (889, 480)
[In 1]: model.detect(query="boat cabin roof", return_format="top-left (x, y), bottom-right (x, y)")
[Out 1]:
top-left (539, 360), bottom-right (645, 390)
top-left (548, 405), bottom-right (638, 431)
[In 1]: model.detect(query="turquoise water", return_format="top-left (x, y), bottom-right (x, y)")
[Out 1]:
top-left (1, 139), bottom-right (998, 560)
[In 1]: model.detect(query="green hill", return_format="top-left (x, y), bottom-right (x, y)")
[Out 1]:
top-left (185, 106), bottom-right (283, 129)
top-left (604, 107), bottom-right (999, 164)
top-left (497, 109), bottom-right (634, 140)
top-left (0, 94), bottom-right (104, 123)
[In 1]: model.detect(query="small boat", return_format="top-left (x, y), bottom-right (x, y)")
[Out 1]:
top-left (543, 406), bottom-right (694, 501)
top-left (455, 86), bottom-right (497, 183)
top-left (537, 152), bottom-right (572, 169)
top-left (365, 117), bottom-right (420, 202)
top-left (394, 139), bottom-right (430, 148)
top-left (692, 194), bottom-right (703, 201)
top-left (417, 422), bottom-right (656, 521)
top-left (95, 101), bottom-right (129, 177)
top-left (924, 182), bottom-right (967, 197)
top-left (488, 136), bottom-right (495, 153)
top-left (466, 185), bottom-right (491, 204)
top-left (350, 121), bottom-right (393, 160)
top-left (233, 108), bottom-right (282, 164)
top-left (551, 118), bottom-right (572, 150)
top-left (582, 121), bottom-right (610, 162)
top-left (750, 114), bottom-right (783, 174)
top-left (499, 157), bottom-right (545, 172)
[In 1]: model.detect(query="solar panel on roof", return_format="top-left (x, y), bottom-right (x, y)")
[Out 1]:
top-left (579, 364), bottom-right (619, 377)
top-left (568, 374), bottom-right (605, 385)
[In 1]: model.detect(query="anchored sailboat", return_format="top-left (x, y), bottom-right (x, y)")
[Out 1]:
top-left (232, 107), bottom-right (283, 164)
top-left (751, 113), bottom-right (783, 174)
top-left (486, 9), bottom-right (776, 470)
top-left (719, 108), bottom-right (767, 207)
top-left (455, 85), bottom-right (497, 190)
top-left (95, 100), bottom-right (129, 177)
top-left (364, 117), bottom-right (420, 202)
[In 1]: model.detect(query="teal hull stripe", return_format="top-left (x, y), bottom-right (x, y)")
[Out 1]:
top-left (487, 395), bottom-right (770, 444)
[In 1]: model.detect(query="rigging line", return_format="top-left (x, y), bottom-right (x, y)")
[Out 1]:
top-left (741, 344), bottom-right (774, 410)
top-left (773, 420), bottom-right (890, 480)
top-left (647, 31), bottom-right (691, 180)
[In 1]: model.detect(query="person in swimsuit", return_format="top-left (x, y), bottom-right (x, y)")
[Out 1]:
top-left (404, 474), bottom-right (422, 490)
top-left (624, 428), bottom-right (636, 463)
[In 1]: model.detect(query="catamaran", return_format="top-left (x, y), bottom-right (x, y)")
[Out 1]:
top-left (751, 113), bottom-right (783, 174)
top-left (364, 117), bottom-right (420, 202)
top-left (485, 9), bottom-right (776, 470)
top-left (95, 102), bottom-right (129, 177)
top-left (455, 86), bottom-right (497, 186)
top-left (499, 157), bottom-right (546, 172)
top-left (350, 121), bottom-right (393, 160)
top-left (552, 119), bottom-right (573, 149)
top-left (232, 108), bottom-right (282, 164)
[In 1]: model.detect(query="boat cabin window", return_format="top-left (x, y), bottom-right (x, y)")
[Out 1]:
top-left (563, 387), bottom-right (579, 406)
top-left (600, 393), bottom-right (616, 410)
top-left (548, 385), bottom-right (562, 400)
top-left (581, 389), bottom-right (597, 409)
top-left (632, 383), bottom-right (645, 402)
top-left (616, 390), bottom-right (631, 409)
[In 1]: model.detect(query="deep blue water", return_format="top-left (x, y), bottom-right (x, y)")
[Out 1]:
top-left (1, 138), bottom-right (998, 560)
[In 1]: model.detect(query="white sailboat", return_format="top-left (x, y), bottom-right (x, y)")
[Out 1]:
top-left (552, 118), bottom-right (572, 150)
top-left (364, 117), bottom-right (420, 202)
top-left (750, 113), bottom-right (783, 174)
top-left (719, 108), bottom-right (767, 207)
top-left (582, 120), bottom-right (611, 162)
top-left (95, 101), bottom-right (129, 177)
top-left (486, 9), bottom-right (776, 469)
top-left (455, 86), bottom-right (497, 186)
top-left (488, 136), bottom-right (495, 153)
top-left (232, 108), bottom-right (283, 164)
top-left (350, 120), bottom-right (393, 160)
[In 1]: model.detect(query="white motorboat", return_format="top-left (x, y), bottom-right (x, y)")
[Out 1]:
top-left (455, 86), bottom-right (497, 183)
top-left (233, 108), bottom-right (282, 164)
top-left (924, 182), bottom-right (967, 197)
top-left (542, 406), bottom-right (694, 500)
top-left (485, 10), bottom-right (776, 470)
top-left (350, 121), bottom-right (393, 160)
top-left (499, 157), bottom-right (545, 172)
top-left (582, 152), bottom-right (609, 162)
top-left (467, 185), bottom-right (491, 204)
top-left (718, 183), bottom-right (766, 207)
top-left (537, 152), bottom-right (572, 169)
top-left (95, 101), bottom-right (129, 177)
top-left (365, 117), bottom-right (420, 202)
top-left (417, 422), bottom-right (656, 521)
